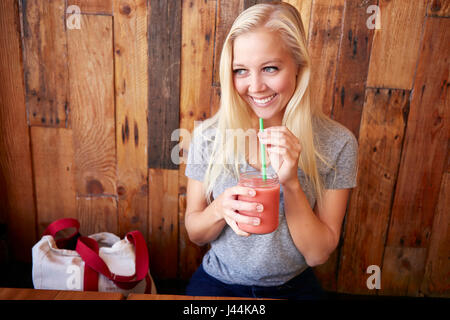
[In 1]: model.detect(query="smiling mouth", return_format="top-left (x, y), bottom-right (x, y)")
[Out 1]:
top-left (250, 93), bottom-right (277, 105)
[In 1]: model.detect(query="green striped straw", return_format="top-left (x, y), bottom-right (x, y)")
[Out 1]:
top-left (259, 118), bottom-right (267, 180)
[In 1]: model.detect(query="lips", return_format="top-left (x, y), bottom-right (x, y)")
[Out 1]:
top-left (250, 93), bottom-right (277, 106)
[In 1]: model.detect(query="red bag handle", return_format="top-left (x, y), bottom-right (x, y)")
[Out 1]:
top-left (43, 219), bottom-right (150, 291)
top-left (76, 230), bottom-right (149, 290)
top-left (43, 218), bottom-right (80, 236)
top-left (43, 218), bottom-right (80, 249)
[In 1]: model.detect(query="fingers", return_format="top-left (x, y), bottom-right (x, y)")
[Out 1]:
top-left (223, 215), bottom-right (250, 237)
top-left (223, 208), bottom-right (261, 227)
top-left (226, 199), bottom-right (263, 213)
top-left (222, 189), bottom-right (263, 226)
top-left (258, 127), bottom-right (301, 160)
top-left (220, 186), bottom-right (261, 236)
top-left (258, 128), bottom-right (297, 148)
top-left (258, 131), bottom-right (288, 147)
top-left (225, 185), bottom-right (256, 198)
top-left (266, 146), bottom-right (287, 155)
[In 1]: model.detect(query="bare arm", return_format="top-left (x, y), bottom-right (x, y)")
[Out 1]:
top-left (184, 178), bottom-right (226, 246)
top-left (184, 178), bottom-right (263, 246)
top-left (283, 180), bottom-right (349, 266)
top-left (258, 126), bottom-right (351, 266)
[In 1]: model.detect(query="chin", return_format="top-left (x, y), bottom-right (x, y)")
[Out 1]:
top-left (252, 108), bottom-right (281, 122)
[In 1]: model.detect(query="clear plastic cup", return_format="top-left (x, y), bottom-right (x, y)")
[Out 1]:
top-left (237, 171), bottom-right (280, 234)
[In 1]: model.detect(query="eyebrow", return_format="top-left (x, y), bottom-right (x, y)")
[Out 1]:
top-left (232, 59), bottom-right (283, 68)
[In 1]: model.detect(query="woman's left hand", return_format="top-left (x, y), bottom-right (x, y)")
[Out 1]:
top-left (258, 126), bottom-right (301, 187)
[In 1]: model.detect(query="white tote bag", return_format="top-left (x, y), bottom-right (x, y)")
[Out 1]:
top-left (32, 218), bottom-right (156, 296)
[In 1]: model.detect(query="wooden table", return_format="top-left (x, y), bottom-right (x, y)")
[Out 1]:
top-left (0, 288), bottom-right (269, 300)
top-left (127, 293), bottom-right (269, 300)
top-left (0, 287), bottom-right (124, 300)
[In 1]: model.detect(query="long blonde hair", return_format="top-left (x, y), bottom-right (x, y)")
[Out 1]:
top-left (197, 2), bottom-right (332, 205)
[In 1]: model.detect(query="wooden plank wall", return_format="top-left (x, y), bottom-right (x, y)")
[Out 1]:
top-left (0, 0), bottom-right (448, 297)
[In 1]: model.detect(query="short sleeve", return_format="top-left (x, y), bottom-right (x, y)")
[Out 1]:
top-left (325, 133), bottom-right (358, 189)
top-left (184, 130), bottom-right (211, 182)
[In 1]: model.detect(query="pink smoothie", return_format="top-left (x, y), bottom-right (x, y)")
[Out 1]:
top-left (237, 177), bottom-right (280, 234)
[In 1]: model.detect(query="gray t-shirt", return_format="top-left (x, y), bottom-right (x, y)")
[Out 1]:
top-left (185, 118), bottom-right (358, 286)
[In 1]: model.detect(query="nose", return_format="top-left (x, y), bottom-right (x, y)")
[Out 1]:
top-left (248, 73), bottom-right (266, 93)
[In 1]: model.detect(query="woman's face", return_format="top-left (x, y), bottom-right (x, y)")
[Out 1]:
top-left (232, 28), bottom-right (298, 127)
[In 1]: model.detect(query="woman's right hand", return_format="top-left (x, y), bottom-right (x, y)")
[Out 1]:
top-left (214, 186), bottom-right (264, 236)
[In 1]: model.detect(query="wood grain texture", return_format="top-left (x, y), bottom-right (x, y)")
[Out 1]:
top-left (178, 0), bottom-right (217, 260)
top-left (180, 0), bottom-right (216, 136)
top-left (148, 169), bottom-right (179, 279)
top-left (212, 0), bottom-right (244, 85)
top-left (113, 0), bottom-right (149, 238)
top-left (31, 127), bottom-right (76, 236)
top-left (127, 293), bottom-right (268, 300)
top-left (313, 250), bottom-right (339, 292)
top-left (307, 0), bottom-right (345, 117)
top-left (148, 0), bottom-right (181, 169)
top-left (179, 0), bottom-right (216, 178)
top-left (283, 0), bottom-right (313, 40)
top-left (53, 290), bottom-right (123, 300)
top-left (20, 0), bottom-right (69, 127)
top-left (243, 0), bottom-right (275, 9)
top-left (0, 0), bottom-right (36, 261)
top-left (308, 0), bottom-right (345, 290)
top-left (67, 14), bottom-right (116, 196)
top-left (386, 17), bottom-right (449, 249)
top-left (380, 247), bottom-right (428, 296)
top-left (0, 288), bottom-right (60, 300)
top-left (67, 0), bottom-right (113, 15)
top-left (178, 194), bottom-right (208, 279)
top-left (383, 16), bottom-right (449, 296)
top-left (420, 173), bottom-right (450, 297)
top-left (427, 0), bottom-right (450, 17)
top-left (366, 0), bottom-right (428, 89)
top-left (337, 88), bottom-right (409, 295)
top-left (77, 196), bottom-right (118, 235)
top-left (0, 288), bottom-right (124, 300)
top-left (331, 0), bottom-right (376, 138)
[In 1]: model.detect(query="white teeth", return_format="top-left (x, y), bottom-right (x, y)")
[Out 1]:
top-left (252, 94), bottom-right (276, 104)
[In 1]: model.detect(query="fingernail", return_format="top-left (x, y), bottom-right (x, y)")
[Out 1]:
top-left (253, 219), bottom-right (260, 226)
top-left (256, 204), bottom-right (263, 212)
top-left (249, 190), bottom-right (256, 196)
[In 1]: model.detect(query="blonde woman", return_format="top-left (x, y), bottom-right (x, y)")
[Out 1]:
top-left (184, 2), bottom-right (358, 299)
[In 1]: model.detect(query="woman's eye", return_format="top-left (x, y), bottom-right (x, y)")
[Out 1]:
top-left (263, 66), bottom-right (278, 73)
top-left (233, 69), bottom-right (247, 75)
